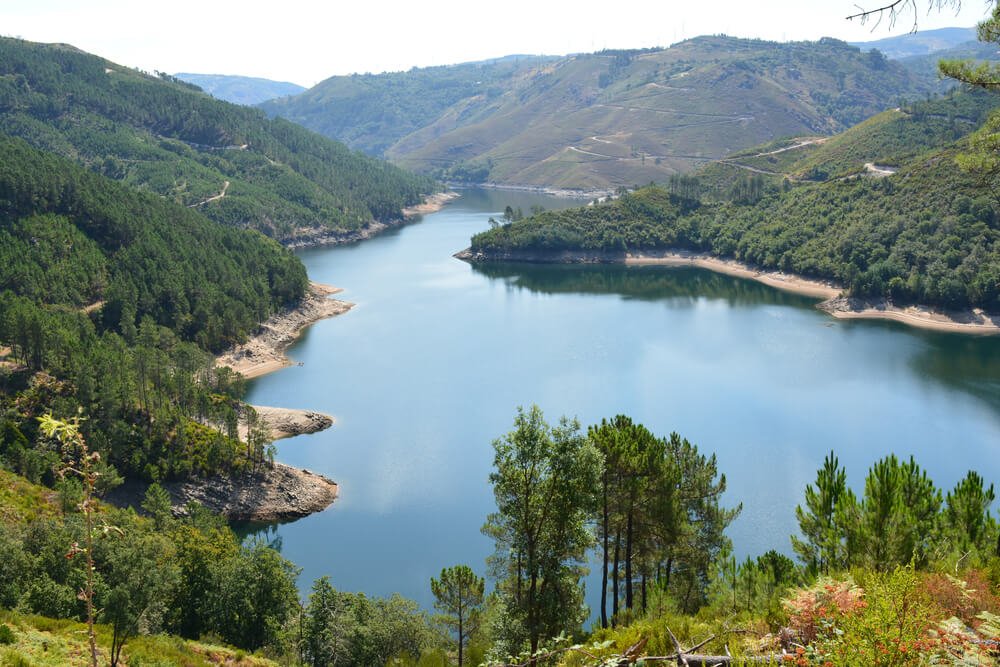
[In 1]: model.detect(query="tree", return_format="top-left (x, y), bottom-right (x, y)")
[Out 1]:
top-left (205, 539), bottom-right (300, 651)
top-left (792, 451), bottom-right (849, 574)
top-left (938, 2), bottom-right (1000, 204)
top-left (37, 413), bottom-right (103, 667)
top-left (304, 577), bottom-right (351, 667)
top-left (431, 565), bottom-right (485, 666)
top-left (858, 455), bottom-right (941, 570)
top-left (141, 482), bottom-right (173, 529)
top-left (100, 532), bottom-right (179, 667)
top-left (943, 470), bottom-right (997, 556)
top-left (482, 405), bottom-right (600, 655)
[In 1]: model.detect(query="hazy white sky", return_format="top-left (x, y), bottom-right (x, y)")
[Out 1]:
top-left (1, 0), bottom-right (992, 86)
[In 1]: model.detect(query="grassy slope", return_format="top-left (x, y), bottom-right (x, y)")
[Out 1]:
top-left (0, 610), bottom-right (278, 666)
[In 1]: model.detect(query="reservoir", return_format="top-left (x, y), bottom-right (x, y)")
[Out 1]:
top-left (245, 188), bottom-right (1000, 613)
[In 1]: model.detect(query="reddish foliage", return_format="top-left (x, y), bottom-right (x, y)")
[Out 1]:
top-left (783, 580), bottom-right (866, 644)
top-left (920, 570), bottom-right (1000, 625)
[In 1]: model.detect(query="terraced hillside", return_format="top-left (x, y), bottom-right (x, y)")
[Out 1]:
top-left (264, 36), bottom-right (939, 190)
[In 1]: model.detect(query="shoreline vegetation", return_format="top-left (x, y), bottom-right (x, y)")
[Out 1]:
top-left (456, 248), bottom-right (1000, 335)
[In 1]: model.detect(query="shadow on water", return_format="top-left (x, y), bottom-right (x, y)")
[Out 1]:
top-left (231, 520), bottom-right (284, 551)
top-left (470, 262), bottom-right (822, 309)
top-left (909, 332), bottom-right (1000, 413)
top-left (473, 261), bottom-right (1000, 414)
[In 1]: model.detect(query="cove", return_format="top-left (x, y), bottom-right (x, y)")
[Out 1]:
top-left (244, 187), bottom-right (1000, 614)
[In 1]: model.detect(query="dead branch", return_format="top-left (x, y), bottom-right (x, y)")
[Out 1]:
top-left (846, 0), bottom-right (961, 32)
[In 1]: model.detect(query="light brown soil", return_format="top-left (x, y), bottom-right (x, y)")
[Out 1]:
top-left (216, 282), bottom-right (353, 379)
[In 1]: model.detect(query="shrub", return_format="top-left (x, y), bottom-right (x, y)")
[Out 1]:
top-left (0, 624), bottom-right (14, 645)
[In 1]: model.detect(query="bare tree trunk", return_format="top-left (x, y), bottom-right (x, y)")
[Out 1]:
top-left (601, 476), bottom-right (609, 629)
top-left (611, 529), bottom-right (621, 626)
top-left (625, 509), bottom-right (634, 610)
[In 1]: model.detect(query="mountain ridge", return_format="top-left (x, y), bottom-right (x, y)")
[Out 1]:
top-left (262, 35), bottom-right (940, 190)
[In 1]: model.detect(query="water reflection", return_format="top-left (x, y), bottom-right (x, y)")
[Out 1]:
top-left (471, 262), bottom-right (819, 309)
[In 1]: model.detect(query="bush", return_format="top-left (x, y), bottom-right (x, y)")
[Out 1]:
top-left (0, 624), bottom-right (15, 644)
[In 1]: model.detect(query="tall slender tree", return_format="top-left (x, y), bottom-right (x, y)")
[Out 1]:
top-left (482, 405), bottom-right (600, 655)
top-left (431, 565), bottom-right (485, 666)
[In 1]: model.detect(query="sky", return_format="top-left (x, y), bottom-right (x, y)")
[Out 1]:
top-left (1, 0), bottom-right (993, 87)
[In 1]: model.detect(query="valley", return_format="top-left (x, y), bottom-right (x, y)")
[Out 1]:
top-left (1, 6), bottom-right (1000, 665)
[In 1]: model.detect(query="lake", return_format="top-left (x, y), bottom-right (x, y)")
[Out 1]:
top-left (244, 187), bottom-right (1000, 615)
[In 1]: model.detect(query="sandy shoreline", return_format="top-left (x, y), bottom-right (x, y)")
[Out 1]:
top-left (216, 281), bottom-right (353, 380)
top-left (625, 251), bottom-right (842, 299)
top-left (819, 297), bottom-right (1000, 335)
top-left (402, 190), bottom-right (460, 217)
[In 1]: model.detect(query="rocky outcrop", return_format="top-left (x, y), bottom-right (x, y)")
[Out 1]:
top-left (454, 247), bottom-right (625, 263)
top-left (241, 406), bottom-right (334, 442)
top-left (107, 463), bottom-right (339, 522)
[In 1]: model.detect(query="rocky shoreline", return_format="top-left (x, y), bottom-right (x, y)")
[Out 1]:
top-left (216, 281), bottom-right (353, 379)
top-left (107, 463), bottom-right (339, 522)
top-left (241, 405), bottom-right (334, 442)
top-left (456, 247), bottom-right (999, 334)
top-left (283, 191), bottom-right (458, 250)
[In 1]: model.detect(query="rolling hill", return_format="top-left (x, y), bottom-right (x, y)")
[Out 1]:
top-left (259, 55), bottom-right (558, 157)
top-left (173, 72), bottom-right (306, 105)
top-left (261, 36), bottom-right (940, 190)
top-left (0, 37), bottom-right (437, 242)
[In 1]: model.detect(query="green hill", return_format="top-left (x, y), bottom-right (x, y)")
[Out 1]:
top-left (264, 36), bottom-right (939, 190)
top-left (465, 91), bottom-right (1000, 312)
top-left (259, 55), bottom-right (557, 157)
top-left (174, 72), bottom-right (306, 105)
top-left (0, 37), bottom-right (437, 242)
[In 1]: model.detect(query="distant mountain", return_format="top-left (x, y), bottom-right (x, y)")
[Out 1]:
top-left (898, 39), bottom-right (1000, 89)
top-left (264, 36), bottom-right (939, 190)
top-left (174, 72), bottom-right (306, 105)
top-left (849, 26), bottom-right (976, 59)
top-left (0, 37), bottom-right (436, 242)
top-left (260, 55), bottom-right (558, 157)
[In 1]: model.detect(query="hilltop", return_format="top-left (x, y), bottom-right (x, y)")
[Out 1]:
top-left (259, 55), bottom-right (558, 157)
top-left (262, 36), bottom-right (939, 190)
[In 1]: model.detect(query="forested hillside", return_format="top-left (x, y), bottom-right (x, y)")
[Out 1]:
top-left (466, 91), bottom-right (1000, 312)
top-left (265, 36), bottom-right (938, 189)
top-left (0, 37), bottom-right (437, 241)
top-left (260, 55), bottom-right (557, 157)
top-left (0, 135), bottom-right (311, 486)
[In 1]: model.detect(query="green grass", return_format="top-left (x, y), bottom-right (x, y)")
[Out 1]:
top-left (0, 611), bottom-right (278, 667)
top-left (0, 470), bottom-right (60, 526)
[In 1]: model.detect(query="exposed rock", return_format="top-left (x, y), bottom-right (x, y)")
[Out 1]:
top-left (283, 191), bottom-right (457, 250)
top-left (240, 405), bottom-right (334, 442)
top-left (216, 282), bottom-right (353, 379)
top-left (107, 463), bottom-right (338, 522)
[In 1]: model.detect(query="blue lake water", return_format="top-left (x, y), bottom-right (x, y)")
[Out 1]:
top-left (244, 187), bottom-right (1000, 615)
